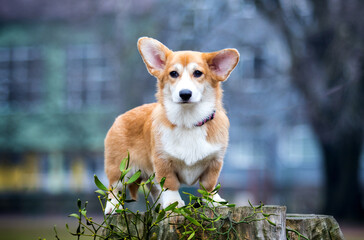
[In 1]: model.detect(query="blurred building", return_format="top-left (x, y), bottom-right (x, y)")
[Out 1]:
top-left (0, 0), bottom-right (363, 214)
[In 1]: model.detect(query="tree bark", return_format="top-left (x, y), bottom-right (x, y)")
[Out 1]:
top-left (101, 207), bottom-right (346, 240)
top-left (254, 0), bottom-right (364, 221)
top-left (286, 214), bottom-right (345, 240)
top-left (101, 206), bottom-right (287, 240)
top-left (318, 129), bottom-right (364, 220)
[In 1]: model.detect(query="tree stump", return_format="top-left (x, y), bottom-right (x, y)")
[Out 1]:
top-left (286, 214), bottom-right (345, 240)
top-left (101, 207), bottom-right (345, 240)
top-left (101, 206), bottom-right (287, 239)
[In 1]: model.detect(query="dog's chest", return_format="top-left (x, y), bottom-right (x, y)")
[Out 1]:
top-left (159, 126), bottom-right (221, 165)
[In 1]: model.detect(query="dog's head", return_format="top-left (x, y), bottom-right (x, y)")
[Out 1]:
top-left (138, 37), bottom-right (239, 104)
top-left (138, 37), bottom-right (239, 127)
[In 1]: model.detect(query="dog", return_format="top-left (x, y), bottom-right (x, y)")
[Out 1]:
top-left (104, 37), bottom-right (239, 214)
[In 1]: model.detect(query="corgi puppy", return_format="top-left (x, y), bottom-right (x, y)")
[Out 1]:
top-left (104, 37), bottom-right (239, 213)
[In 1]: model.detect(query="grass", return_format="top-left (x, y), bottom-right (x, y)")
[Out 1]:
top-left (0, 215), bottom-right (79, 240)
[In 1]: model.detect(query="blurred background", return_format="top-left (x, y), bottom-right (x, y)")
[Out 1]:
top-left (0, 0), bottom-right (363, 239)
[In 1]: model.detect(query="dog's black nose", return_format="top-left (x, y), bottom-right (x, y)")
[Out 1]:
top-left (179, 89), bottom-right (192, 101)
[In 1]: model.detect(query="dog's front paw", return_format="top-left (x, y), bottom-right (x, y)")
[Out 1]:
top-left (161, 190), bottom-right (185, 209)
top-left (104, 197), bottom-right (120, 215)
top-left (202, 193), bottom-right (227, 207)
top-left (212, 193), bottom-right (226, 203)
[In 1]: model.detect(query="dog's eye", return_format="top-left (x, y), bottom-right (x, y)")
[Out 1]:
top-left (193, 70), bottom-right (203, 78)
top-left (169, 71), bottom-right (179, 78)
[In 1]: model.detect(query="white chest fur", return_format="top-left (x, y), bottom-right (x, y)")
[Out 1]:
top-left (159, 125), bottom-right (221, 166)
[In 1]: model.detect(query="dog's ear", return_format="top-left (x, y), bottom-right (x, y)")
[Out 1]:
top-left (205, 49), bottom-right (240, 81)
top-left (138, 37), bottom-right (172, 77)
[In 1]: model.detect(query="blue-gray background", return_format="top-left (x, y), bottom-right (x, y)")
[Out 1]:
top-left (0, 0), bottom-right (363, 239)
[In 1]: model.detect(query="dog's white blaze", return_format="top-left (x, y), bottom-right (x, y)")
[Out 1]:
top-left (173, 70), bottom-right (202, 103)
top-left (170, 63), bottom-right (203, 103)
top-left (160, 125), bottom-right (221, 166)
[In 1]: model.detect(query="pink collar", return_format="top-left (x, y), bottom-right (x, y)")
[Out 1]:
top-left (194, 110), bottom-right (216, 127)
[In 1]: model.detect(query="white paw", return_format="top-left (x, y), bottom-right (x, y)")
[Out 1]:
top-left (212, 193), bottom-right (226, 203)
top-left (202, 193), bottom-right (227, 207)
top-left (161, 190), bottom-right (185, 209)
top-left (104, 197), bottom-right (120, 215)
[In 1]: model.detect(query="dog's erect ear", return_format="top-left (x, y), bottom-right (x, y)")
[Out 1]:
top-left (205, 49), bottom-right (240, 81)
top-left (138, 37), bottom-right (172, 77)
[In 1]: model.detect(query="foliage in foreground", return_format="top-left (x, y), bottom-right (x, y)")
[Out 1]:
top-left (49, 153), bottom-right (308, 240)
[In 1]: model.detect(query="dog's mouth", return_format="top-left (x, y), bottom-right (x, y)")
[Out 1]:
top-left (177, 100), bottom-right (199, 105)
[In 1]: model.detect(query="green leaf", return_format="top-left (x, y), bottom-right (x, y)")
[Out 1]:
top-left (77, 199), bottom-right (81, 209)
top-left (69, 213), bottom-right (80, 220)
top-left (199, 182), bottom-right (207, 191)
top-left (206, 227), bottom-right (216, 231)
top-left (155, 209), bottom-right (166, 223)
top-left (126, 170), bottom-right (141, 184)
top-left (185, 215), bottom-right (202, 227)
top-left (126, 151), bottom-right (130, 168)
top-left (145, 173), bottom-right (155, 185)
top-left (159, 177), bottom-right (166, 189)
top-left (199, 214), bottom-right (210, 221)
top-left (214, 215), bottom-right (222, 222)
top-left (182, 191), bottom-right (199, 202)
top-left (164, 201), bottom-right (179, 211)
top-left (256, 202), bottom-right (264, 209)
top-left (187, 231), bottom-right (195, 240)
top-left (154, 203), bottom-right (161, 213)
top-left (182, 231), bottom-right (193, 236)
top-left (172, 208), bottom-right (181, 214)
top-left (197, 189), bottom-right (208, 195)
top-left (226, 204), bottom-right (236, 208)
top-left (94, 175), bottom-right (108, 191)
top-left (212, 183), bottom-right (221, 192)
top-left (120, 168), bottom-right (132, 180)
top-left (119, 156), bottom-right (128, 172)
top-left (181, 208), bottom-right (192, 215)
top-left (81, 209), bottom-right (87, 217)
top-left (95, 190), bottom-right (106, 196)
top-left (182, 191), bottom-right (193, 196)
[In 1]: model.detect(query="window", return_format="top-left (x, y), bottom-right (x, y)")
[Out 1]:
top-left (228, 0), bottom-right (256, 18)
top-left (0, 46), bottom-right (43, 110)
top-left (66, 44), bottom-right (116, 110)
top-left (278, 125), bottom-right (321, 167)
top-left (229, 138), bottom-right (266, 169)
top-left (235, 47), bottom-right (269, 93)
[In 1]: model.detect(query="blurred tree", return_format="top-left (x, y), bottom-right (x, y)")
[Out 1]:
top-left (254, 0), bottom-right (364, 220)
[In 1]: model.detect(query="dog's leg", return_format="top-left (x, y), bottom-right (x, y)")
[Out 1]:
top-left (104, 184), bottom-right (121, 214)
top-left (128, 178), bottom-right (142, 200)
top-left (154, 157), bottom-right (185, 208)
top-left (199, 160), bottom-right (226, 204)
